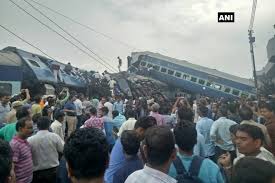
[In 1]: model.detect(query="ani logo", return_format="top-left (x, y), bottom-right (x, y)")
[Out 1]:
top-left (218, 12), bottom-right (235, 23)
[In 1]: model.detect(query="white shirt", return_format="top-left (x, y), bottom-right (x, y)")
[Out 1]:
top-left (118, 118), bottom-right (137, 137)
top-left (125, 165), bottom-right (176, 183)
top-left (28, 130), bottom-right (64, 171)
top-left (50, 120), bottom-right (65, 141)
top-left (104, 102), bottom-right (113, 119)
top-left (234, 147), bottom-right (275, 165)
top-left (74, 99), bottom-right (83, 116)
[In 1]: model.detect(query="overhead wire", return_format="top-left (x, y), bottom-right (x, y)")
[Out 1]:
top-left (8, 0), bottom-right (117, 72)
top-left (0, 24), bottom-right (55, 60)
top-left (28, 0), bottom-right (139, 51)
top-left (23, 0), bottom-right (118, 72)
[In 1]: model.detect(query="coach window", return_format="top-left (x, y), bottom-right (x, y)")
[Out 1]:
top-left (175, 72), bottom-right (182, 78)
top-left (28, 60), bottom-right (40, 67)
top-left (206, 82), bottom-right (212, 87)
top-left (161, 67), bottom-right (167, 73)
top-left (153, 65), bottom-right (160, 71)
top-left (168, 70), bottom-right (174, 75)
top-left (214, 84), bottom-right (222, 90)
top-left (140, 61), bottom-right (146, 67)
top-left (147, 63), bottom-right (153, 68)
top-left (224, 88), bottom-right (231, 93)
top-left (191, 77), bottom-right (197, 82)
top-left (183, 74), bottom-right (190, 80)
top-left (198, 79), bottom-right (205, 85)
top-left (232, 89), bottom-right (240, 96)
top-left (241, 93), bottom-right (249, 98)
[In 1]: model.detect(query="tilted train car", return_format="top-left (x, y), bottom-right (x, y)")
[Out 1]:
top-left (0, 47), bottom-right (88, 96)
top-left (128, 51), bottom-right (256, 99)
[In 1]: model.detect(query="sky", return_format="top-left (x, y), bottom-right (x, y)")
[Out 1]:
top-left (0, 0), bottom-right (274, 78)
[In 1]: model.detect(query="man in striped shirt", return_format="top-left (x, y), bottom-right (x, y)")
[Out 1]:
top-left (10, 117), bottom-right (33, 183)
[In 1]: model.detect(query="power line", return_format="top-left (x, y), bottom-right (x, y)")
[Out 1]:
top-left (8, 0), bottom-right (116, 72)
top-left (23, 0), bottom-right (118, 72)
top-left (28, 0), bottom-right (139, 51)
top-left (0, 24), bottom-right (55, 60)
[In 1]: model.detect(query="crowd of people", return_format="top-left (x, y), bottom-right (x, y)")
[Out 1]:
top-left (1, 88), bottom-right (275, 183)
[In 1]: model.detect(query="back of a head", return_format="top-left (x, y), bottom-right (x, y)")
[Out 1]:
top-left (237, 124), bottom-right (264, 143)
top-left (144, 126), bottom-right (175, 167)
top-left (151, 103), bottom-right (160, 112)
top-left (16, 106), bottom-right (30, 120)
top-left (177, 107), bottom-right (194, 121)
top-left (174, 121), bottom-right (197, 152)
top-left (239, 105), bottom-right (253, 121)
top-left (64, 128), bottom-right (109, 181)
top-left (89, 107), bottom-right (97, 116)
top-left (126, 109), bottom-right (136, 118)
top-left (37, 116), bottom-right (51, 130)
top-left (134, 116), bottom-right (156, 130)
top-left (218, 105), bottom-right (228, 117)
top-left (121, 130), bottom-right (140, 155)
top-left (233, 157), bottom-right (275, 183)
top-left (101, 107), bottom-right (109, 116)
top-left (54, 110), bottom-right (65, 120)
top-left (34, 95), bottom-right (41, 104)
top-left (112, 110), bottom-right (119, 118)
top-left (32, 113), bottom-right (42, 124)
top-left (198, 105), bottom-right (209, 117)
top-left (0, 139), bottom-right (12, 183)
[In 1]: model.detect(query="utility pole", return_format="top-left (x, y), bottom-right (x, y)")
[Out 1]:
top-left (248, 0), bottom-right (259, 98)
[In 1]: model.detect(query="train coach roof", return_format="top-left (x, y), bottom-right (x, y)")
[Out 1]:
top-left (0, 50), bottom-right (22, 66)
top-left (132, 51), bottom-right (255, 87)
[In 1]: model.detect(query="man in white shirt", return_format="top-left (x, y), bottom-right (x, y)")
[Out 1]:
top-left (50, 110), bottom-right (65, 141)
top-left (234, 124), bottom-right (275, 165)
top-left (104, 98), bottom-right (113, 119)
top-left (74, 94), bottom-right (84, 128)
top-left (118, 109), bottom-right (136, 137)
top-left (125, 126), bottom-right (177, 183)
top-left (28, 116), bottom-right (64, 183)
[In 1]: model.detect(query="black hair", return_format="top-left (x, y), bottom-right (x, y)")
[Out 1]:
top-left (54, 110), bottom-right (65, 120)
top-left (64, 128), bottom-right (109, 180)
top-left (112, 110), bottom-right (119, 119)
top-left (101, 107), bottom-right (109, 116)
top-left (89, 107), bottom-right (97, 115)
top-left (237, 124), bottom-right (264, 143)
top-left (32, 113), bottom-right (42, 124)
top-left (34, 95), bottom-right (41, 104)
top-left (258, 101), bottom-right (275, 112)
top-left (0, 139), bottom-right (12, 183)
top-left (177, 107), bottom-right (194, 121)
top-left (174, 120), bottom-right (197, 151)
top-left (218, 105), bottom-right (228, 117)
top-left (16, 106), bottom-right (30, 119)
top-left (16, 117), bottom-right (31, 132)
top-left (134, 116), bottom-right (156, 130)
top-left (37, 116), bottom-right (51, 130)
top-left (229, 124), bottom-right (240, 135)
top-left (232, 157), bottom-right (275, 183)
top-left (121, 130), bottom-right (140, 155)
top-left (144, 126), bottom-right (175, 166)
top-left (126, 109), bottom-right (136, 118)
top-left (198, 105), bottom-right (208, 117)
top-left (239, 105), bottom-right (253, 121)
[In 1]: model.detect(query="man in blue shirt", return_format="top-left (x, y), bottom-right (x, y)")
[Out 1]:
top-left (113, 97), bottom-right (124, 115)
top-left (169, 121), bottom-right (225, 183)
top-left (196, 106), bottom-right (215, 159)
top-left (104, 116), bottom-right (156, 183)
top-left (113, 130), bottom-right (143, 183)
top-left (112, 110), bottom-right (126, 129)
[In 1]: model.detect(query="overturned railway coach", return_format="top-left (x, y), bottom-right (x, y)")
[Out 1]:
top-left (0, 47), bottom-right (88, 96)
top-left (129, 51), bottom-right (256, 99)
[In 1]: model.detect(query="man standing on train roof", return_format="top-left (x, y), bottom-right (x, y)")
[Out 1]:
top-left (118, 56), bottom-right (122, 72)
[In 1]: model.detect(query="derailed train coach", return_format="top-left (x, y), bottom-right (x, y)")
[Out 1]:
top-left (0, 46), bottom-right (88, 97)
top-left (128, 51), bottom-right (257, 99)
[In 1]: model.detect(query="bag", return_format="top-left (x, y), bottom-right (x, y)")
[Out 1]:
top-left (173, 155), bottom-right (204, 183)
